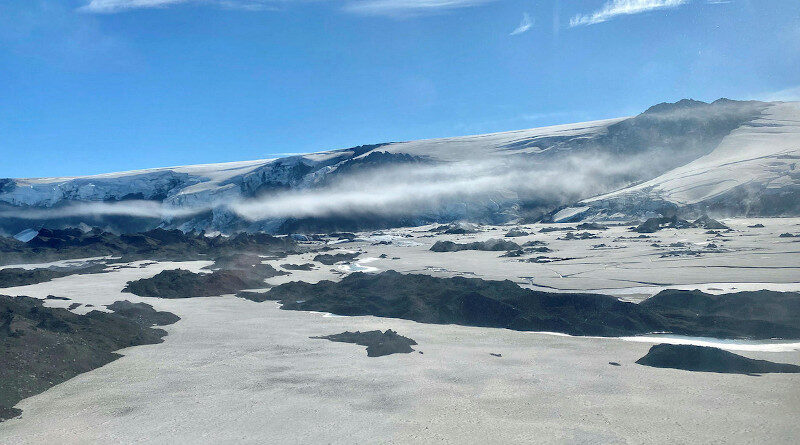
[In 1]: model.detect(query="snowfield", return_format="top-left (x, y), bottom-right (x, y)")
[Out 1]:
top-left (1, 219), bottom-right (799, 443)
top-left (578, 102), bottom-right (800, 217)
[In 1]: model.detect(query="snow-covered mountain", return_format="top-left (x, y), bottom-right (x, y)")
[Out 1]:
top-left (554, 101), bottom-right (800, 221)
top-left (2, 99), bottom-right (797, 234)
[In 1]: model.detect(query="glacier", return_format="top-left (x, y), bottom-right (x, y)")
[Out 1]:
top-left (1, 99), bottom-right (798, 234)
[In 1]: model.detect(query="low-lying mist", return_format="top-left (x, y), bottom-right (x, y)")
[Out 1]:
top-left (1, 153), bottom-right (650, 228)
top-left (1, 98), bottom-right (772, 233)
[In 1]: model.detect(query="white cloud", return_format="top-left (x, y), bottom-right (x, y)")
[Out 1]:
top-left (510, 12), bottom-right (532, 35)
top-left (81, 0), bottom-right (495, 16)
top-left (80, 0), bottom-right (188, 13)
top-left (3, 154), bottom-right (653, 223)
top-left (343, 0), bottom-right (494, 17)
top-left (79, 0), bottom-right (275, 13)
top-left (569, 0), bottom-right (688, 27)
top-left (755, 86), bottom-right (800, 102)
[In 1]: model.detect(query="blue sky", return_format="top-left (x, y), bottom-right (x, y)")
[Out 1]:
top-left (1, 0), bottom-right (798, 178)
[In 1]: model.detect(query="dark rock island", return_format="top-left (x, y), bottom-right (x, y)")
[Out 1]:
top-left (311, 329), bottom-right (417, 357)
top-left (635, 343), bottom-right (800, 374)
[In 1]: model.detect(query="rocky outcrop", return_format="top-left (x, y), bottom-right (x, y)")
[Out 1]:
top-left (0, 227), bottom-right (298, 266)
top-left (0, 295), bottom-right (178, 421)
top-left (635, 343), bottom-right (800, 374)
top-left (0, 263), bottom-right (106, 288)
top-left (311, 329), bottom-right (417, 357)
top-left (313, 252), bottom-right (361, 265)
top-left (430, 239), bottom-right (521, 252)
top-left (639, 289), bottom-right (800, 339)
top-left (124, 263), bottom-right (286, 299)
top-left (265, 271), bottom-right (800, 339)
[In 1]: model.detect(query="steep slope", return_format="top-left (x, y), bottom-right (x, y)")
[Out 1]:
top-left (561, 102), bottom-right (800, 220)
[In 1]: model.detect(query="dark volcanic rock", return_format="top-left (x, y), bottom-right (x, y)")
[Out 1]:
top-left (559, 231), bottom-right (599, 240)
top-left (0, 227), bottom-right (299, 267)
top-left (206, 254), bottom-right (290, 279)
top-left (539, 226), bottom-right (575, 233)
top-left (267, 272), bottom-right (800, 340)
top-left (634, 216), bottom-right (694, 233)
top-left (639, 289), bottom-right (800, 339)
top-left (522, 255), bottom-right (573, 263)
top-left (504, 228), bottom-right (529, 237)
top-left (522, 240), bottom-right (547, 246)
top-left (235, 290), bottom-right (278, 302)
top-left (269, 271), bottom-right (664, 337)
top-left (693, 215), bottom-right (729, 230)
top-left (313, 252), bottom-right (361, 265)
top-left (124, 254), bottom-right (288, 299)
top-left (311, 329), bottom-right (417, 357)
top-left (576, 222), bottom-right (608, 230)
top-left (430, 239), bottom-right (521, 252)
top-left (0, 407), bottom-right (22, 422)
top-left (123, 266), bottom-right (281, 299)
top-left (431, 223), bottom-right (480, 234)
top-left (634, 215), bottom-right (728, 233)
top-left (0, 295), bottom-right (178, 421)
top-left (499, 249), bottom-right (525, 257)
top-left (280, 263), bottom-right (316, 271)
top-left (105, 300), bottom-right (180, 326)
top-left (0, 264), bottom-right (106, 288)
top-left (635, 343), bottom-right (800, 374)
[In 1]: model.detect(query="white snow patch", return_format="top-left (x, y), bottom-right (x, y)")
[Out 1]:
top-left (552, 206), bottom-right (590, 222)
top-left (619, 335), bottom-right (800, 353)
top-left (13, 228), bottom-right (38, 242)
top-left (336, 257), bottom-right (381, 273)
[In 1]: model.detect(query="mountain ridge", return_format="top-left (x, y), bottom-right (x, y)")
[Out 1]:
top-left (2, 98), bottom-right (797, 235)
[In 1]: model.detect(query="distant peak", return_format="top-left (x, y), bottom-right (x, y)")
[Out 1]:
top-left (643, 99), bottom-right (708, 115)
top-left (642, 98), bottom-right (765, 116)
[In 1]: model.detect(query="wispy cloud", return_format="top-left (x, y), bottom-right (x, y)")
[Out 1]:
top-left (4, 154), bottom-right (651, 224)
top-left (754, 85), bottom-right (800, 102)
top-left (343, 0), bottom-right (494, 17)
top-left (510, 12), bottom-right (532, 35)
top-left (79, 0), bottom-right (275, 14)
top-left (80, 0), bottom-right (187, 13)
top-left (81, 0), bottom-right (495, 15)
top-left (569, 0), bottom-right (688, 27)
